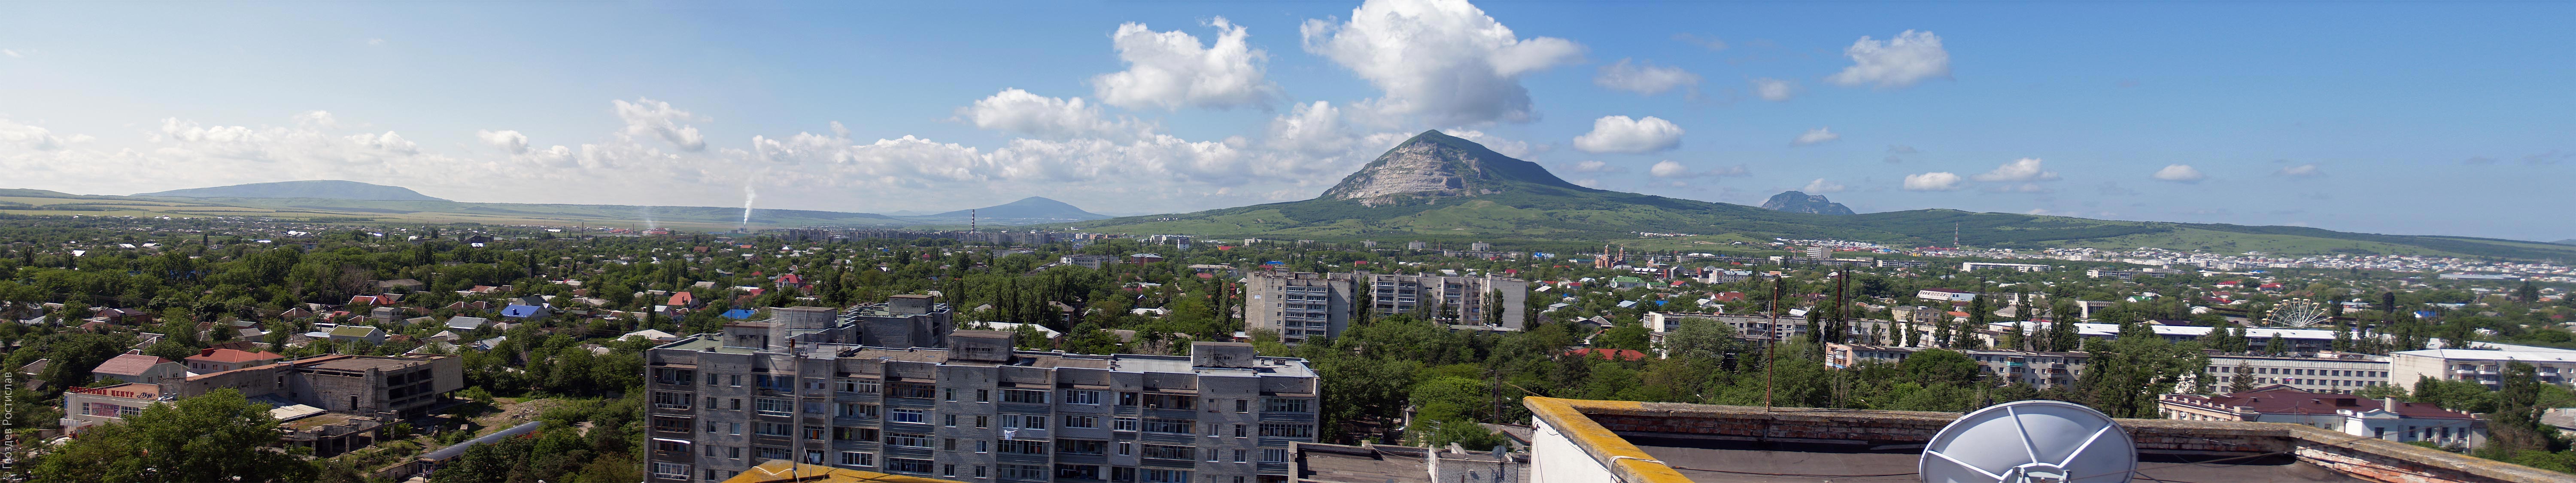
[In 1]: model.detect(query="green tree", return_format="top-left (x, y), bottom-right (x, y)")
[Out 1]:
top-left (32, 389), bottom-right (318, 483)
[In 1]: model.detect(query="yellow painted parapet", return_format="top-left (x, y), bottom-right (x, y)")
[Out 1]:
top-left (1521, 396), bottom-right (1697, 483)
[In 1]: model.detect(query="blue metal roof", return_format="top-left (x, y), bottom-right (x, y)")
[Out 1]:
top-left (722, 309), bottom-right (758, 320)
top-left (499, 305), bottom-right (543, 318)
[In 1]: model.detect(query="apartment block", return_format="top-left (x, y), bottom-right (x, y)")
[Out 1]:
top-left (1361, 273), bottom-right (1528, 329)
top-left (644, 309), bottom-right (1320, 483)
top-left (1823, 343), bottom-right (2090, 389)
top-left (2390, 347), bottom-right (2576, 390)
top-left (1242, 272), bottom-right (1358, 343)
top-left (2196, 353), bottom-right (2394, 394)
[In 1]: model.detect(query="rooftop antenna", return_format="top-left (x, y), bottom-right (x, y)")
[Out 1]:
top-left (1921, 400), bottom-right (2136, 483)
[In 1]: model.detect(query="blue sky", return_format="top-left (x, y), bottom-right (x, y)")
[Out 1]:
top-left (1, 0), bottom-right (2568, 240)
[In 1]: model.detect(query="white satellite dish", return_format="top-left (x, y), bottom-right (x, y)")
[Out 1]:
top-left (1920, 400), bottom-right (2136, 483)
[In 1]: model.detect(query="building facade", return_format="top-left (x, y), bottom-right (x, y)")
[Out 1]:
top-left (1362, 273), bottom-right (1528, 329)
top-left (1242, 272), bottom-right (1358, 344)
top-left (644, 312), bottom-right (1320, 483)
top-left (1823, 343), bottom-right (2091, 389)
top-left (2196, 353), bottom-right (2393, 394)
top-left (2390, 347), bottom-right (2576, 390)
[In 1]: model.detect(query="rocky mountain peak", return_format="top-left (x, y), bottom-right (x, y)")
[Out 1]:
top-left (1318, 130), bottom-right (1584, 206)
top-left (1760, 191), bottom-right (1855, 215)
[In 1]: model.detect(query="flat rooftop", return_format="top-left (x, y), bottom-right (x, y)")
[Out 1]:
top-left (655, 336), bottom-right (1311, 377)
top-left (299, 355), bottom-right (436, 372)
top-left (1629, 436), bottom-right (2357, 482)
top-left (1524, 397), bottom-right (2567, 483)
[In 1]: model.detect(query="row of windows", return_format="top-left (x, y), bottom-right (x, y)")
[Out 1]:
top-left (682, 380), bottom-right (1313, 416)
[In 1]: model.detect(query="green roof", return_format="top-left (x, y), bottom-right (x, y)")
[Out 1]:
top-left (1612, 276), bottom-right (1645, 283)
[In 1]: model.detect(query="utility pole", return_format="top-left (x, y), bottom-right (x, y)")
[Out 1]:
top-left (1765, 275), bottom-right (1783, 412)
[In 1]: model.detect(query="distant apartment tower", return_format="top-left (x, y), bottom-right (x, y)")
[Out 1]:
top-left (1363, 273), bottom-right (1528, 329)
top-left (1469, 242), bottom-right (1492, 252)
top-left (1243, 272), bottom-right (1359, 343)
top-left (1405, 241), bottom-right (1428, 251)
top-left (1059, 255), bottom-right (1115, 270)
top-left (1960, 262), bottom-right (2052, 272)
top-left (643, 324), bottom-right (1320, 483)
top-left (1804, 246), bottom-right (1829, 259)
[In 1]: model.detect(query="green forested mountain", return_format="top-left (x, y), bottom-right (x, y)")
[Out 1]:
top-left (1069, 131), bottom-right (2576, 260)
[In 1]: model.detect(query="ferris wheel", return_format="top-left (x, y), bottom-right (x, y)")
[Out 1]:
top-left (2265, 298), bottom-right (2328, 328)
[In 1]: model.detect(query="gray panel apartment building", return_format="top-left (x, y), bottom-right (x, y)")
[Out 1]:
top-left (1241, 272), bottom-right (1357, 344)
top-left (644, 301), bottom-right (1320, 483)
top-left (1245, 272), bottom-right (1531, 343)
top-left (1362, 273), bottom-right (1528, 330)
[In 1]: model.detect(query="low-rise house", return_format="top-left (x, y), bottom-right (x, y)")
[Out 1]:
top-left (499, 304), bottom-right (549, 319)
top-left (444, 316), bottom-right (490, 331)
top-left (329, 325), bottom-right (389, 345)
top-left (184, 348), bottom-right (284, 373)
top-left (60, 382), bottom-right (168, 433)
top-left (2161, 385), bottom-right (2485, 448)
top-left (92, 352), bottom-right (191, 386)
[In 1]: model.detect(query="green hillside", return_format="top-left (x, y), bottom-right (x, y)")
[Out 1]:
top-left (1063, 131), bottom-right (2576, 261)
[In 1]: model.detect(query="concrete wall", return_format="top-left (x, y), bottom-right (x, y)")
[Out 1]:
top-left (1528, 417), bottom-right (1616, 483)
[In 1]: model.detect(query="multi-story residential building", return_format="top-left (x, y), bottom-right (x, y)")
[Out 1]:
top-left (2196, 353), bottom-right (2394, 394)
top-left (1959, 262), bottom-right (2051, 272)
top-left (2160, 386), bottom-right (2485, 448)
top-left (1361, 273), bottom-right (1527, 328)
top-left (644, 310), bottom-right (1319, 483)
top-left (1823, 343), bottom-right (2090, 389)
top-left (1984, 322), bottom-right (2342, 355)
top-left (1242, 272), bottom-right (1357, 344)
top-left (2390, 346), bottom-right (2576, 389)
top-left (1643, 312), bottom-right (1810, 342)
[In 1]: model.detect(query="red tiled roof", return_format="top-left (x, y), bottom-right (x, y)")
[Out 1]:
top-left (2190, 385), bottom-right (2472, 420)
top-left (188, 348), bottom-right (284, 364)
top-left (1566, 348), bottom-right (1650, 361)
top-left (93, 353), bottom-right (173, 376)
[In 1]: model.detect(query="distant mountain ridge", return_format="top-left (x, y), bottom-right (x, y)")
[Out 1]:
top-left (1761, 191), bottom-right (1855, 215)
top-left (137, 180), bottom-right (448, 201)
top-left (1057, 130), bottom-right (2576, 260)
top-left (929, 197), bottom-right (1106, 221)
top-left (1321, 130), bottom-right (1592, 206)
top-left (893, 196), bottom-right (1109, 226)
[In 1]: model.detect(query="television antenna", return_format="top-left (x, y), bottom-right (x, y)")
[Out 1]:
top-left (1920, 400), bottom-right (2136, 483)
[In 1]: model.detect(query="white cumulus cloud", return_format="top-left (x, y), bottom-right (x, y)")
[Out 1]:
top-left (613, 98), bottom-right (707, 151)
top-left (1791, 128), bottom-right (1839, 146)
top-left (1645, 160), bottom-right (1747, 178)
top-left (2153, 164), bottom-right (2207, 183)
top-left (1572, 116), bottom-right (1683, 154)
top-left (961, 89), bottom-right (1142, 141)
top-left (1093, 17), bottom-right (1277, 111)
top-left (1826, 30), bottom-right (1950, 89)
top-left (476, 130), bottom-right (530, 154)
top-left (1971, 158), bottom-right (2059, 182)
top-left (0, 119), bottom-right (86, 150)
top-left (1561, 160), bottom-right (1625, 173)
top-left (1903, 171), bottom-right (1964, 191)
top-left (1301, 0), bottom-right (1583, 125)
top-left (1594, 58), bottom-right (1699, 96)
top-left (1751, 78), bottom-right (1798, 101)
top-left (2274, 163), bottom-right (2322, 177)
top-left (1802, 178), bottom-right (1846, 193)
